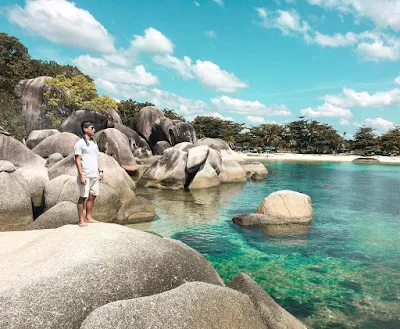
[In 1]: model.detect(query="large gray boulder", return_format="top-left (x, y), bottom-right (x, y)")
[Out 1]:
top-left (229, 273), bottom-right (306, 329)
top-left (45, 153), bottom-right (64, 168)
top-left (149, 117), bottom-right (177, 147)
top-left (242, 162), bottom-right (269, 181)
top-left (0, 160), bottom-right (16, 173)
top-left (60, 109), bottom-right (121, 136)
top-left (174, 121), bottom-right (197, 144)
top-left (0, 224), bottom-right (223, 329)
top-left (95, 128), bottom-right (138, 172)
top-left (114, 124), bottom-right (151, 157)
top-left (26, 129), bottom-right (60, 149)
top-left (207, 148), bottom-right (223, 174)
top-left (0, 126), bottom-right (11, 136)
top-left (135, 106), bottom-right (164, 142)
top-left (32, 132), bottom-right (79, 158)
top-left (172, 142), bottom-right (194, 152)
top-left (15, 166), bottom-right (49, 207)
top-left (0, 134), bottom-right (46, 167)
top-left (115, 196), bottom-right (156, 224)
top-left (188, 162), bottom-right (220, 189)
top-left (219, 158), bottom-right (247, 183)
top-left (256, 190), bottom-right (313, 224)
top-left (15, 76), bottom-right (51, 128)
top-left (24, 201), bottom-right (77, 230)
top-left (0, 172), bottom-right (32, 231)
top-left (186, 145), bottom-right (209, 173)
top-left (138, 149), bottom-right (188, 190)
top-left (152, 140), bottom-right (171, 155)
top-left (80, 282), bottom-right (266, 329)
top-left (195, 137), bottom-right (243, 162)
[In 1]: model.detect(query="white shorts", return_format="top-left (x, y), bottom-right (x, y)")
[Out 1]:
top-left (78, 177), bottom-right (100, 198)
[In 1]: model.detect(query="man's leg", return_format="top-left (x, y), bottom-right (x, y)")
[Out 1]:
top-left (77, 197), bottom-right (87, 227)
top-left (85, 194), bottom-right (98, 223)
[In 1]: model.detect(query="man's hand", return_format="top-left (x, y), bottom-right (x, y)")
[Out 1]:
top-left (99, 172), bottom-right (104, 182)
top-left (80, 175), bottom-right (87, 185)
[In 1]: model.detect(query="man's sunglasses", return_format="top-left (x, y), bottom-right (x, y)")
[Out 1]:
top-left (85, 126), bottom-right (95, 130)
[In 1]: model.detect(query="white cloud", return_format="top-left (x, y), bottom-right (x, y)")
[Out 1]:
top-left (73, 55), bottom-right (160, 86)
top-left (314, 31), bottom-right (357, 47)
top-left (300, 102), bottom-right (353, 119)
top-left (7, 0), bottom-right (115, 53)
top-left (213, 0), bottom-right (224, 7)
top-left (211, 96), bottom-right (292, 116)
top-left (153, 55), bottom-right (247, 92)
top-left (306, 0), bottom-right (400, 32)
top-left (194, 1), bottom-right (200, 6)
top-left (340, 118), bottom-right (350, 125)
top-left (247, 116), bottom-right (265, 124)
top-left (130, 27), bottom-right (174, 54)
top-left (323, 86), bottom-right (400, 108)
top-left (205, 30), bottom-right (216, 38)
top-left (395, 76), bottom-right (400, 85)
top-left (364, 117), bottom-right (395, 134)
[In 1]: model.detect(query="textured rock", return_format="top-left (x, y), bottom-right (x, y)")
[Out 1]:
top-left (232, 213), bottom-right (281, 226)
top-left (242, 162), bottom-right (269, 181)
top-left (26, 129), bottom-right (60, 149)
top-left (189, 162), bottom-right (220, 189)
top-left (219, 158), bottom-right (247, 183)
top-left (15, 76), bottom-right (51, 128)
top-left (15, 166), bottom-right (49, 207)
top-left (80, 282), bottom-right (265, 329)
top-left (32, 132), bottom-right (79, 158)
top-left (174, 121), bottom-right (197, 144)
top-left (95, 128), bottom-right (138, 172)
top-left (172, 142), bottom-right (194, 152)
top-left (152, 140), bottom-right (171, 155)
top-left (135, 106), bottom-right (164, 142)
top-left (149, 117), bottom-right (177, 147)
top-left (0, 224), bottom-right (223, 329)
top-left (114, 124), bottom-right (151, 155)
top-left (186, 145), bottom-right (209, 173)
top-left (207, 148), bottom-right (223, 174)
top-left (0, 126), bottom-right (11, 136)
top-left (229, 273), bottom-right (306, 329)
top-left (45, 153), bottom-right (64, 168)
top-left (115, 196), bottom-right (156, 224)
top-left (0, 172), bottom-right (32, 231)
top-left (0, 160), bottom-right (16, 173)
top-left (256, 190), bottom-right (313, 224)
top-left (60, 109), bottom-right (120, 136)
top-left (195, 137), bottom-right (243, 162)
top-left (138, 149), bottom-right (188, 190)
top-left (0, 134), bottom-right (46, 167)
top-left (24, 201), bottom-right (77, 230)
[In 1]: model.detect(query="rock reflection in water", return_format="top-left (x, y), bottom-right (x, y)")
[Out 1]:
top-left (129, 183), bottom-right (246, 233)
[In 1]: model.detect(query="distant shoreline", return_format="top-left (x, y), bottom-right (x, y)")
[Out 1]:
top-left (240, 152), bottom-right (400, 165)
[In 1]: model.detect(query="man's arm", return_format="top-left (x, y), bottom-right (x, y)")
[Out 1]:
top-left (75, 155), bottom-right (86, 185)
top-left (98, 159), bottom-right (103, 181)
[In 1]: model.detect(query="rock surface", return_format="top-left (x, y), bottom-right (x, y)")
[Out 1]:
top-left (80, 282), bottom-right (265, 329)
top-left (232, 213), bottom-right (278, 226)
top-left (352, 157), bottom-right (380, 164)
top-left (188, 162), bottom-right (220, 189)
top-left (186, 146), bottom-right (209, 173)
top-left (95, 128), bottom-right (138, 172)
top-left (229, 273), bottom-right (306, 329)
top-left (0, 160), bottom-right (16, 173)
top-left (15, 166), bottom-right (49, 207)
top-left (256, 190), bottom-right (313, 224)
top-left (26, 129), bottom-right (60, 149)
top-left (45, 153), bottom-right (64, 168)
top-left (152, 140), bottom-right (171, 155)
top-left (219, 158), bottom-right (247, 183)
top-left (135, 106), bottom-right (164, 142)
top-left (32, 132), bottom-right (79, 158)
top-left (114, 124), bottom-right (151, 155)
top-left (0, 172), bottom-right (32, 231)
top-left (0, 126), bottom-right (11, 136)
top-left (242, 162), bottom-right (269, 181)
top-left (0, 134), bottom-right (46, 167)
top-left (0, 224), bottom-right (223, 329)
top-left (115, 196), bottom-right (156, 224)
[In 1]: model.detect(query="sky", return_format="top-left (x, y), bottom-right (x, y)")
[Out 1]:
top-left (1, 0), bottom-right (400, 136)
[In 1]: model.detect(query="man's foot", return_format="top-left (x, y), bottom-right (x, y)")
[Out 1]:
top-left (78, 221), bottom-right (88, 227)
top-left (85, 218), bottom-right (99, 223)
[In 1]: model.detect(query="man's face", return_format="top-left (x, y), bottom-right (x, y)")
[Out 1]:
top-left (84, 125), bottom-right (96, 137)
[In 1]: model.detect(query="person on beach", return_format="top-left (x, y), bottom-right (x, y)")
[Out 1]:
top-left (74, 121), bottom-right (104, 227)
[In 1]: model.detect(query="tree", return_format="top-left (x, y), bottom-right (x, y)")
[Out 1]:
top-left (87, 95), bottom-right (118, 113)
top-left (248, 124), bottom-right (284, 149)
top-left (0, 91), bottom-right (30, 140)
top-left (380, 126), bottom-right (400, 153)
top-left (163, 109), bottom-right (185, 121)
top-left (118, 99), bottom-right (154, 129)
top-left (352, 126), bottom-right (377, 154)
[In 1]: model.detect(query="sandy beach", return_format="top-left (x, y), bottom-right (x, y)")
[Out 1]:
top-left (241, 152), bottom-right (400, 164)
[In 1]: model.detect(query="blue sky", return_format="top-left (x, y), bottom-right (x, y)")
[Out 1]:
top-left (1, 0), bottom-right (400, 136)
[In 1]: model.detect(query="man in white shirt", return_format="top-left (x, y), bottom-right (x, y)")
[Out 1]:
top-left (74, 121), bottom-right (104, 227)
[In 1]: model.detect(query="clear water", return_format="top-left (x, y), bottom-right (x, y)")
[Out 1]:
top-left (130, 161), bottom-right (400, 329)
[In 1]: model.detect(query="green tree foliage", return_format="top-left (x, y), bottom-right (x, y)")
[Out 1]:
top-left (0, 91), bottom-right (30, 140)
top-left (191, 116), bottom-right (244, 146)
top-left (379, 126), bottom-right (400, 153)
top-left (248, 124), bottom-right (285, 149)
top-left (87, 95), bottom-right (118, 113)
top-left (118, 99), bottom-right (154, 128)
top-left (163, 108), bottom-right (185, 121)
top-left (352, 126), bottom-right (377, 155)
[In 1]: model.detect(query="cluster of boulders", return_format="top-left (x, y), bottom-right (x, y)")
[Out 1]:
top-left (0, 223), bottom-right (307, 329)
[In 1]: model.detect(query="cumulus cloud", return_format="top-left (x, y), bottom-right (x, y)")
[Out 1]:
top-left (364, 117), bottom-right (395, 134)
top-left (313, 31), bottom-right (357, 47)
top-left (395, 76), bottom-right (400, 85)
top-left (211, 96), bottom-right (292, 116)
top-left (153, 55), bottom-right (247, 92)
top-left (7, 0), bottom-right (115, 53)
top-left (300, 102), bottom-right (353, 119)
top-left (205, 30), bottom-right (216, 38)
top-left (73, 55), bottom-right (160, 86)
top-left (340, 118), bottom-right (350, 125)
top-left (247, 116), bottom-right (265, 124)
top-left (130, 27), bottom-right (174, 55)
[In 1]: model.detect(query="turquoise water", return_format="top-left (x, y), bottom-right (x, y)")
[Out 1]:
top-left (130, 162), bottom-right (400, 329)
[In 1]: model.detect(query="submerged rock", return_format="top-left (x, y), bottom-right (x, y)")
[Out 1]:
top-left (241, 162), bottom-right (268, 181)
top-left (80, 282), bottom-right (265, 329)
top-left (0, 224), bottom-right (223, 329)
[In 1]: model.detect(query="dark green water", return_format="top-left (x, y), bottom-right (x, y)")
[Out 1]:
top-left (131, 161), bottom-right (400, 329)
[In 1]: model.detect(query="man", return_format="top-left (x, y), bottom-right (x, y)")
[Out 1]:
top-left (74, 121), bottom-right (104, 227)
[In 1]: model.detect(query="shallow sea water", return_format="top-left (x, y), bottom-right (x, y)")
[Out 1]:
top-left (130, 161), bottom-right (400, 329)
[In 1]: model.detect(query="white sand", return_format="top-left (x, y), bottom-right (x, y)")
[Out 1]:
top-left (240, 152), bottom-right (400, 164)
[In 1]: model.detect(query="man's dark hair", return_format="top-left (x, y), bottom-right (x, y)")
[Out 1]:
top-left (81, 121), bottom-right (95, 146)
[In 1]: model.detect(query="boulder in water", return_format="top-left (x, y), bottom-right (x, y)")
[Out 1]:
top-left (0, 224), bottom-right (223, 329)
top-left (32, 132), bottom-right (79, 158)
top-left (219, 158), bottom-right (247, 183)
top-left (26, 129), bottom-right (60, 149)
top-left (188, 162), bottom-right (220, 189)
top-left (115, 196), bottom-right (156, 224)
top-left (186, 145), bottom-right (209, 173)
top-left (241, 162), bottom-right (269, 181)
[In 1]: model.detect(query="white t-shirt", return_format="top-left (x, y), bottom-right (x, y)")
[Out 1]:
top-left (74, 138), bottom-right (99, 178)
